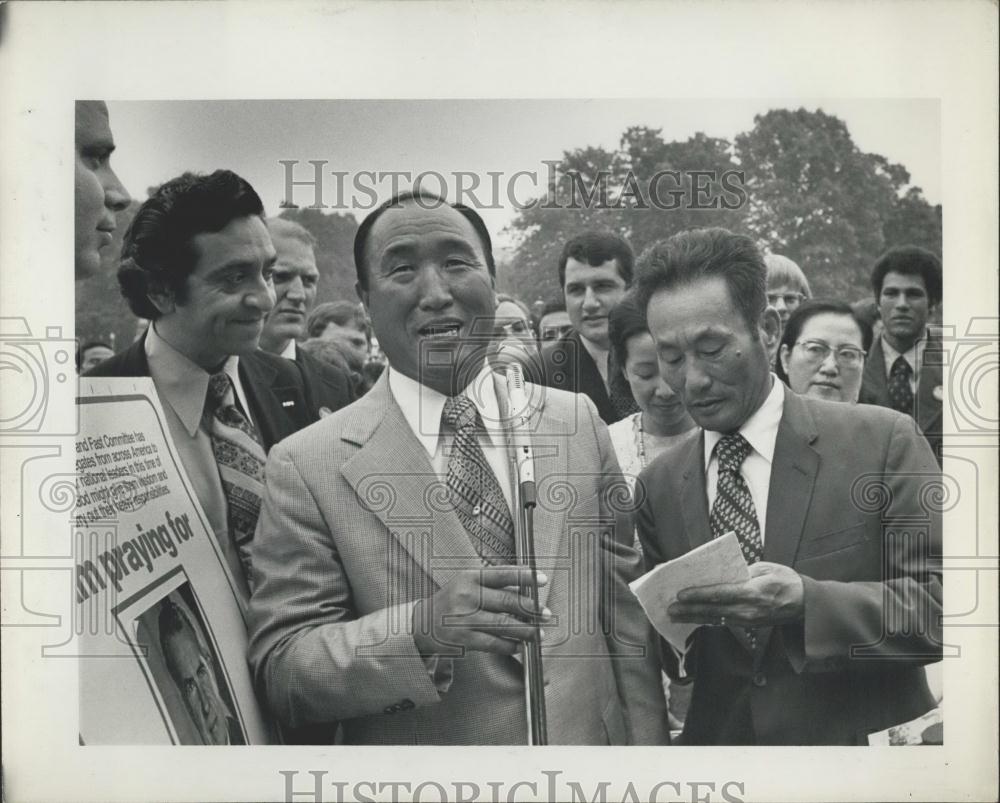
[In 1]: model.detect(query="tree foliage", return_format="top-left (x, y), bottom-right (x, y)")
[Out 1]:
top-left (504, 108), bottom-right (942, 306)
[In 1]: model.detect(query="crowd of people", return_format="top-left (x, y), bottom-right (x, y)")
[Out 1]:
top-left (75, 99), bottom-right (943, 746)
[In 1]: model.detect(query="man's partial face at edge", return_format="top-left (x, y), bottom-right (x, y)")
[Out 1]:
top-left (356, 200), bottom-right (496, 396)
top-left (75, 101), bottom-right (130, 279)
top-left (646, 276), bottom-right (777, 434)
top-left (259, 233), bottom-right (320, 353)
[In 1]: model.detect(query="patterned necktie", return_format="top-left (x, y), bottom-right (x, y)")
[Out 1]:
top-left (206, 372), bottom-right (267, 590)
top-left (888, 355), bottom-right (914, 416)
top-left (441, 395), bottom-right (516, 565)
top-left (710, 433), bottom-right (762, 648)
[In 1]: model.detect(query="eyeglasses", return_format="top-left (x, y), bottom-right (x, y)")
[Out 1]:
top-left (767, 292), bottom-right (805, 307)
top-left (795, 340), bottom-right (866, 369)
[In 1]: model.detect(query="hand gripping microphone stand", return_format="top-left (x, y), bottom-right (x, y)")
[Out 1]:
top-left (500, 349), bottom-right (548, 745)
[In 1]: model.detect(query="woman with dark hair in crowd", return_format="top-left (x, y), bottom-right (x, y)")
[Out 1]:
top-left (607, 291), bottom-right (696, 501)
top-left (776, 299), bottom-right (872, 404)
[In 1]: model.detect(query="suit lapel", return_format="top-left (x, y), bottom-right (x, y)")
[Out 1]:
top-left (340, 376), bottom-right (481, 592)
top-left (678, 431), bottom-right (712, 552)
top-left (861, 337), bottom-right (890, 406)
top-left (240, 352), bottom-right (311, 452)
top-left (763, 391), bottom-right (819, 567)
top-left (916, 333), bottom-right (944, 433)
top-left (571, 330), bottom-right (612, 418)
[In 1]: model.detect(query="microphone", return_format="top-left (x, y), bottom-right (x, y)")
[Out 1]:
top-left (496, 341), bottom-right (547, 745)
top-left (497, 341), bottom-right (535, 506)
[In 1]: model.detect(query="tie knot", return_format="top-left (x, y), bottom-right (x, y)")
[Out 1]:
top-left (207, 372), bottom-right (233, 408)
top-left (442, 394), bottom-right (479, 432)
top-left (716, 432), bottom-right (752, 472)
top-left (891, 355), bottom-right (912, 378)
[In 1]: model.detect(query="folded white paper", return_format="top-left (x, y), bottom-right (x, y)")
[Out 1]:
top-left (629, 532), bottom-right (751, 651)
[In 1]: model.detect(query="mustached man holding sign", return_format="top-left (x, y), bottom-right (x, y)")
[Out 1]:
top-left (247, 191), bottom-right (669, 745)
top-left (86, 170), bottom-right (346, 603)
top-left (633, 228), bottom-right (942, 745)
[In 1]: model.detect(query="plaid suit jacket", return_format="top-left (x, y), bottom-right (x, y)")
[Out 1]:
top-left (247, 371), bottom-right (669, 744)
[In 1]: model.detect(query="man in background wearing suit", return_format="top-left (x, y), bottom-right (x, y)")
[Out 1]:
top-left (859, 246), bottom-right (943, 464)
top-left (258, 216), bottom-right (355, 412)
top-left (87, 170), bottom-right (321, 604)
top-left (634, 228), bottom-right (942, 745)
top-left (248, 191), bottom-right (669, 745)
top-left (537, 231), bottom-right (638, 424)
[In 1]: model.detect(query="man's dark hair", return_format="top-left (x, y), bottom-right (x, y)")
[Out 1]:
top-left (558, 230), bottom-right (634, 288)
top-left (774, 299), bottom-right (873, 386)
top-left (76, 340), bottom-right (112, 370)
top-left (634, 228), bottom-right (767, 333)
top-left (118, 170), bottom-right (265, 320)
top-left (870, 245), bottom-right (942, 306)
top-left (352, 190), bottom-right (495, 291)
top-left (607, 290), bottom-right (648, 379)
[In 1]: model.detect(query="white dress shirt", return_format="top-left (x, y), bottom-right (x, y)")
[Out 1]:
top-left (881, 332), bottom-right (927, 395)
top-left (703, 375), bottom-right (784, 543)
top-left (279, 340), bottom-right (297, 360)
top-left (387, 362), bottom-right (514, 514)
top-left (145, 324), bottom-right (252, 602)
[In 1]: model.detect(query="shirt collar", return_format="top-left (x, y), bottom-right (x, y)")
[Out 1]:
top-left (704, 374), bottom-right (784, 471)
top-left (387, 361), bottom-right (505, 459)
top-left (145, 324), bottom-right (241, 437)
top-left (881, 331), bottom-right (926, 375)
top-left (279, 340), bottom-right (297, 360)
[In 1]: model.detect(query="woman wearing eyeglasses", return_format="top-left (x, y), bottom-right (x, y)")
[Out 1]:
top-left (776, 300), bottom-right (873, 404)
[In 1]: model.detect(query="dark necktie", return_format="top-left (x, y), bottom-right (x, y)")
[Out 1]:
top-left (710, 433), bottom-right (762, 648)
top-left (607, 353), bottom-right (640, 422)
top-left (888, 355), bottom-right (914, 416)
top-left (206, 372), bottom-right (267, 590)
top-left (441, 395), bottom-right (516, 565)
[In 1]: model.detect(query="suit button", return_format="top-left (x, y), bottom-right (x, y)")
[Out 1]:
top-left (752, 672), bottom-right (767, 687)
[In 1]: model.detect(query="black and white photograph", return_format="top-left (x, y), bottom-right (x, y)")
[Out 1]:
top-left (129, 577), bottom-right (248, 746)
top-left (1, 2), bottom-right (997, 802)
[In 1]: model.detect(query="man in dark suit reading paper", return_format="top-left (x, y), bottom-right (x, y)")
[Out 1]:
top-left (633, 228), bottom-right (942, 745)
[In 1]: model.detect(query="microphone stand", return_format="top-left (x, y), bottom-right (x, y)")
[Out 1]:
top-left (504, 360), bottom-right (548, 746)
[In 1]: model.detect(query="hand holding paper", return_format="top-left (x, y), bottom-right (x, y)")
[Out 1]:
top-left (629, 532), bottom-right (750, 651)
top-left (670, 560), bottom-right (805, 628)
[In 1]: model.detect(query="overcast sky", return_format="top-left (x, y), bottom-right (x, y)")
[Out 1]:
top-left (107, 98), bottom-right (940, 248)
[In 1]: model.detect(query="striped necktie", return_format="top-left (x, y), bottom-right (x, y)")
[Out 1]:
top-left (206, 372), bottom-right (266, 590)
top-left (710, 432), bottom-right (762, 649)
top-left (441, 395), bottom-right (516, 565)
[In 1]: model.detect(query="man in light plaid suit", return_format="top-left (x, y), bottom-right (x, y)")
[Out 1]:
top-left (247, 191), bottom-right (669, 744)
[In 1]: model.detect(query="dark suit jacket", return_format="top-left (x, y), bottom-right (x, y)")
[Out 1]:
top-left (536, 330), bottom-right (634, 425)
top-left (636, 390), bottom-right (943, 745)
top-left (86, 333), bottom-right (317, 453)
top-left (859, 332), bottom-right (943, 464)
top-left (295, 347), bottom-right (355, 415)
